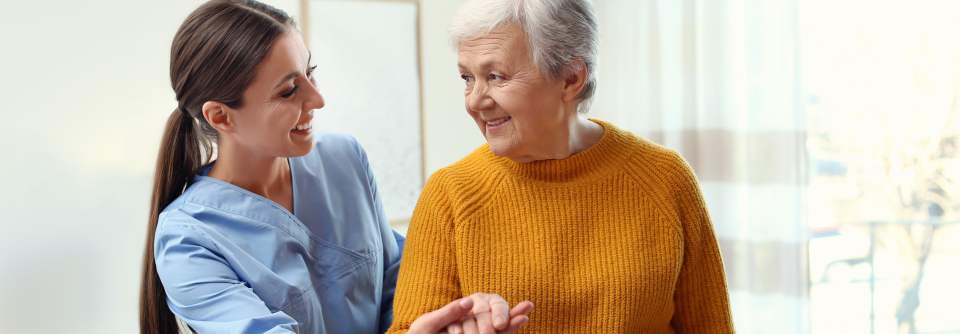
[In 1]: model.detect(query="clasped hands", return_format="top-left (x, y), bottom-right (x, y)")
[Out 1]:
top-left (408, 293), bottom-right (534, 334)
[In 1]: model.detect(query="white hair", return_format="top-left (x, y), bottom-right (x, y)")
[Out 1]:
top-left (449, 0), bottom-right (600, 113)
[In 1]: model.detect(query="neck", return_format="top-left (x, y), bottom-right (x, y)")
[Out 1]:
top-left (207, 139), bottom-right (291, 201)
top-left (511, 115), bottom-right (604, 163)
top-left (566, 116), bottom-right (604, 158)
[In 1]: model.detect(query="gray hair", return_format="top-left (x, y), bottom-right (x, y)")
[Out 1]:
top-left (449, 0), bottom-right (599, 113)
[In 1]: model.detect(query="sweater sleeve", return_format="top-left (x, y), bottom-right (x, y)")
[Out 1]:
top-left (386, 170), bottom-right (463, 334)
top-left (669, 159), bottom-right (736, 333)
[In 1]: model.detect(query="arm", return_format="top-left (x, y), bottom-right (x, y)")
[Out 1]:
top-left (155, 225), bottom-right (298, 334)
top-left (669, 163), bottom-right (736, 333)
top-left (386, 171), bottom-right (463, 334)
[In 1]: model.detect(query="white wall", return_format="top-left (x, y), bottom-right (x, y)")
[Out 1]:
top-left (418, 0), bottom-right (487, 179)
top-left (0, 0), bottom-right (477, 332)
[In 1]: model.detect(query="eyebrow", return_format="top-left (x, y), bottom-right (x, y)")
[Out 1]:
top-left (273, 71), bottom-right (301, 89)
top-left (458, 60), bottom-right (499, 73)
top-left (273, 51), bottom-right (313, 89)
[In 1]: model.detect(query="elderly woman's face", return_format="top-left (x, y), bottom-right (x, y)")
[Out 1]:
top-left (457, 25), bottom-right (570, 161)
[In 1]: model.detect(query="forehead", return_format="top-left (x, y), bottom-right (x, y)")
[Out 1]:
top-left (457, 25), bottom-right (531, 67)
top-left (253, 31), bottom-right (309, 84)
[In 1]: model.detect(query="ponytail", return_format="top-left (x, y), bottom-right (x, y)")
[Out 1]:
top-left (139, 109), bottom-right (212, 334)
top-left (141, 1), bottom-right (296, 332)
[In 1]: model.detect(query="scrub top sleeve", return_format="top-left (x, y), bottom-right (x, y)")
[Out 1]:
top-left (349, 137), bottom-right (404, 333)
top-left (155, 224), bottom-right (299, 334)
top-left (380, 230), bottom-right (405, 333)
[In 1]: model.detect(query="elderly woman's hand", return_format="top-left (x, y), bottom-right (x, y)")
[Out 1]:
top-left (408, 293), bottom-right (533, 334)
top-left (445, 293), bottom-right (534, 334)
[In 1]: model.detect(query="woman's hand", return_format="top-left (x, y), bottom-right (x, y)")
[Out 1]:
top-left (408, 293), bottom-right (534, 334)
top-left (445, 293), bottom-right (533, 334)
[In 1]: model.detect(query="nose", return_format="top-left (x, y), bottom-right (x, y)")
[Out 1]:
top-left (303, 78), bottom-right (325, 111)
top-left (466, 81), bottom-right (494, 112)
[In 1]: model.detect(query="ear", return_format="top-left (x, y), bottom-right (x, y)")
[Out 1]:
top-left (561, 58), bottom-right (588, 102)
top-left (201, 101), bottom-right (236, 134)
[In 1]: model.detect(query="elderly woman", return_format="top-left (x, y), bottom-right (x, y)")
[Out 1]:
top-left (387, 0), bottom-right (734, 333)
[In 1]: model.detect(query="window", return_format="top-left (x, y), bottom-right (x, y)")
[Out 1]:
top-left (802, 1), bottom-right (960, 332)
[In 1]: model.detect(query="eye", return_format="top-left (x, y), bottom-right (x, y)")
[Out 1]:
top-left (280, 86), bottom-right (298, 98)
top-left (489, 73), bottom-right (503, 80)
top-left (307, 64), bottom-right (318, 77)
top-left (460, 74), bottom-right (474, 83)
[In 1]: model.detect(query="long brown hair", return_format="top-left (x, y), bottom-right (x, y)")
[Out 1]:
top-left (140, 1), bottom-right (295, 333)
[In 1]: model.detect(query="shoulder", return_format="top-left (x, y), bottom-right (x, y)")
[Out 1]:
top-left (628, 139), bottom-right (696, 185)
top-left (417, 144), bottom-right (499, 211)
top-left (157, 184), bottom-right (205, 228)
top-left (155, 199), bottom-right (221, 258)
top-left (425, 144), bottom-right (498, 192)
top-left (314, 131), bottom-right (359, 147)
top-left (592, 120), bottom-right (686, 169)
top-left (595, 121), bottom-right (700, 203)
top-left (301, 131), bottom-right (372, 178)
top-left (598, 123), bottom-right (695, 187)
top-left (312, 131), bottom-right (365, 161)
top-left (156, 184), bottom-right (223, 235)
top-left (156, 181), bottom-right (282, 242)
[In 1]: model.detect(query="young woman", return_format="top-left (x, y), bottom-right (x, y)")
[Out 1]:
top-left (138, 1), bottom-right (531, 333)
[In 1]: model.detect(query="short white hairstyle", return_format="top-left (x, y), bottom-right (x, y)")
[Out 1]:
top-left (449, 0), bottom-right (600, 113)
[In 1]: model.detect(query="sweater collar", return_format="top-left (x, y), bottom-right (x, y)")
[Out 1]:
top-left (485, 119), bottom-right (631, 183)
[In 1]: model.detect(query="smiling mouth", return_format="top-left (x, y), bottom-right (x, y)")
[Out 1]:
top-left (293, 119), bottom-right (313, 131)
top-left (485, 116), bottom-right (511, 126)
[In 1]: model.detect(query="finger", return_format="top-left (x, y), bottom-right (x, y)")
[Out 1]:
top-left (488, 295), bottom-right (510, 330)
top-left (416, 298), bottom-right (475, 332)
top-left (474, 307), bottom-right (496, 334)
top-left (462, 313), bottom-right (480, 334)
top-left (447, 321), bottom-right (464, 334)
top-left (497, 315), bottom-right (529, 334)
top-left (468, 293), bottom-right (492, 313)
top-left (508, 301), bottom-right (534, 318)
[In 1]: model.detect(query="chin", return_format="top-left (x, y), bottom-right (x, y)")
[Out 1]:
top-left (486, 139), bottom-right (518, 159)
top-left (289, 140), bottom-right (316, 157)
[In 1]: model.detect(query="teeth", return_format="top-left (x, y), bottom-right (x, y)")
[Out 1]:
top-left (294, 121), bottom-right (313, 131)
top-left (486, 116), bottom-right (510, 126)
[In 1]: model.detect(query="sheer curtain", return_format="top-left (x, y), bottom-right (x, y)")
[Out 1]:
top-left (591, 0), bottom-right (809, 332)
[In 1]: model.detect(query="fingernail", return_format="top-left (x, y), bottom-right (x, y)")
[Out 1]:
top-left (459, 298), bottom-right (473, 309)
top-left (495, 316), bottom-right (506, 327)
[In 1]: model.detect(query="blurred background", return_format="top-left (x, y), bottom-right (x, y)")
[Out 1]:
top-left (0, 0), bottom-right (956, 333)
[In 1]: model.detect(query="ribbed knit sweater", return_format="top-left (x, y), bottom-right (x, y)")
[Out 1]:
top-left (387, 120), bottom-right (734, 333)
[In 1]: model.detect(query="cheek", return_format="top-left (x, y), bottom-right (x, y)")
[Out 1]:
top-left (494, 88), bottom-right (538, 122)
top-left (234, 111), bottom-right (262, 134)
top-left (275, 104), bottom-right (300, 125)
top-left (241, 105), bottom-right (291, 139)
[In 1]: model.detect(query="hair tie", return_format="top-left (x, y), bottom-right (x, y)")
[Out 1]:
top-left (178, 105), bottom-right (191, 117)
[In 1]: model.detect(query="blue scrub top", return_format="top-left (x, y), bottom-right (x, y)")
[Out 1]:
top-left (154, 132), bottom-right (404, 334)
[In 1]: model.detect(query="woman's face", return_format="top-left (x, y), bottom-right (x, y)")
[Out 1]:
top-left (457, 25), bottom-right (569, 161)
top-left (219, 30), bottom-right (324, 158)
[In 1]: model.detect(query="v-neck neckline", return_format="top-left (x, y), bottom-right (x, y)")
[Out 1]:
top-left (197, 157), bottom-right (299, 219)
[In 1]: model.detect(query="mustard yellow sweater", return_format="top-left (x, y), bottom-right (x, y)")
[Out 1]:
top-left (387, 120), bottom-right (734, 333)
